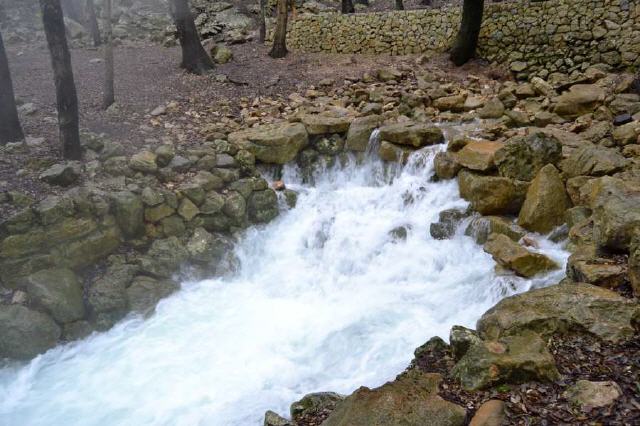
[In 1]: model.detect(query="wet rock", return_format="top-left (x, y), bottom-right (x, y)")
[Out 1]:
top-left (283, 189), bottom-right (298, 209)
top-left (315, 135), bottom-right (345, 156)
top-left (430, 208), bottom-right (469, 240)
top-left (414, 336), bottom-right (449, 359)
top-left (564, 380), bottom-right (622, 410)
top-left (111, 191), bottom-right (144, 239)
top-left (126, 276), bottom-right (179, 315)
top-left (477, 282), bottom-right (640, 343)
top-left (434, 151), bottom-right (461, 180)
top-left (161, 215), bottom-right (186, 237)
top-left (264, 411), bottom-right (292, 426)
top-left (455, 140), bottom-right (503, 172)
top-left (494, 130), bottom-right (563, 181)
top-left (248, 189), bottom-right (279, 223)
top-left (469, 399), bottom-right (505, 426)
top-left (302, 114), bottom-right (352, 135)
top-left (222, 191), bottom-right (247, 223)
top-left (129, 150), bottom-right (158, 174)
top-left (87, 263), bottom-right (137, 328)
top-left (186, 228), bottom-right (237, 276)
top-left (590, 177), bottom-right (640, 251)
top-left (378, 141), bottom-right (413, 163)
top-left (228, 122), bottom-right (308, 164)
top-left (40, 162), bottom-right (81, 186)
top-left (0, 304), bottom-right (61, 360)
top-left (291, 392), bottom-right (345, 423)
top-left (484, 233), bottom-right (558, 277)
top-left (378, 122), bottom-right (444, 148)
top-left (465, 216), bottom-right (526, 245)
top-left (450, 325), bottom-right (482, 361)
top-left (138, 237), bottom-right (189, 278)
top-left (345, 115), bottom-right (381, 152)
top-left (518, 164), bottom-right (570, 234)
top-left (553, 84), bottom-right (606, 118)
top-left (452, 331), bottom-right (559, 390)
top-left (62, 320), bottom-right (94, 341)
top-left (560, 145), bottom-right (627, 178)
top-left (22, 268), bottom-right (85, 323)
top-left (458, 170), bottom-right (529, 215)
top-left (322, 370), bottom-right (466, 426)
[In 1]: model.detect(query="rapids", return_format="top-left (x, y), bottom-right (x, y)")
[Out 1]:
top-left (0, 130), bottom-right (568, 426)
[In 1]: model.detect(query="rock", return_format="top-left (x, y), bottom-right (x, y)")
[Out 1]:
top-left (613, 113), bottom-right (633, 126)
top-left (186, 228), bottom-right (236, 276)
top-left (129, 150), bottom-right (158, 174)
top-left (87, 263), bottom-right (136, 327)
top-left (145, 203), bottom-right (175, 223)
top-left (612, 121), bottom-right (640, 145)
top-left (478, 98), bottom-right (505, 119)
top-left (178, 198), bottom-right (199, 221)
top-left (248, 189), bottom-right (279, 223)
top-left (228, 122), bottom-right (308, 164)
top-left (469, 400), bottom-right (505, 426)
top-left (630, 235), bottom-right (640, 296)
top-left (451, 331), bottom-right (559, 390)
top-left (589, 177), bottom-right (640, 251)
top-left (150, 105), bottom-right (166, 116)
top-left (378, 141), bottom-right (413, 163)
top-left (301, 114), bottom-right (352, 135)
top-left (161, 216), bottom-right (186, 237)
top-left (345, 115), bottom-right (381, 152)
top-left (0, 304), bottom-right (61, 360)
top-left (484, 233), bottom-right (558, 277)
top-left (553, 84), bottom-right (606, 118)
top-left (434, 151), bottom-right (461, 179)
top-left (450, 325), bottom-right (482, 361)
top-left (264, 411), bottom-right (292, 426)
top-left (458, 170), bottom-right (529, 215)
top-left (40, 162), bottom-right (81, 186)
top-left (494, 130), bottom-right (563, 181)
top-left (34, 195), bottom-right (73, 226)
top-left (377, 67), bottom-right (403, 82)
top-left (455, 140), bottom-right (503, 172)
top-left (290, 392), bottom-right (345, 423)
top-left (212, 44), bottom-right (233, 64)
top-left (126, 276), bottom-right (179, 315)
top-left (222, 191), bottom-right (247, 223)
top-left (560, 145), bottom-right (628, 178)
top-left (138, 237), bottom-right (189, 278)
top-left (531, 77), bottom-right (557, 98)
top-left (413, 336), bottom-right (449, 360)
top-left (564, 380), bottom-right (622, 410)
top-left (429, 208), bottom-right (469, 240)
top-left (464, 96), bottom-right (484, 111)
top-left (433, 94), bottom-right (467, 112)
top-left (378, 122), bottom-right (444, 148)
top-left (22, 268), bottom-right (85, 323)
top-left (566, 252), bottom-right (627, 289)
top-left (155, 144), bottom-right (175, 166)
top-left (477, 282), bottom-right (640, 343)
top-left (322, 370), bottom-right (466, 426)
top-left (465, 216), bottom-right (526, 245)
top-left (111, 191), bottom-right (144, 239)
top-left (518, 164), bottom-right (570, 234)
top-left (200, 192), bottom-right (225, 215)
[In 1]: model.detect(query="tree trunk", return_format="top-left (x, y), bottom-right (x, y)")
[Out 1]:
top-left (354, 0), bottom-right (369, 5)
top-left (0, 30), bottom-right (24, 144)
top-left (342, 0), bottom-right (355, 13)
top-left (172, 0), bottom-right (214, 74)
top-left (40, 0), bottom-right (82, 160)
top-left (258, 0), bottom-right (266, 43)
top-left (102, 0), bottom-right (114, 109)
top-left (395, 0), bottom-right (404, 10)
top-left (269, 0), bottom-right (288, 59)
top-left (85, 0), bottom-right (101, 47)
top-left (450, 0), bottom-right (484, 66)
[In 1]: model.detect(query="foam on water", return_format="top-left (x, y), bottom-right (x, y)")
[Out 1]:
top-left (0, 136), bottom-right (568, 426)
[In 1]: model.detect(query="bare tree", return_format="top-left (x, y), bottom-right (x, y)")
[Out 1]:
top-left (395, 0), bottom-right (404, 10)
top-left (342, 0), bottom-right (355, 13)
top-left (0, 30), bottom-right (24, 144)
top-left (85, 0), bottom-right (101, 47)
top-left (40, 0), bottom-right (82, 160)
top-left (102, 0), bottom-right (114, 108)
top-left (450, 0), bottom-right (484, 66)
top-left (171, 0), bottom-right (214, 74)
top-left (258, 0), bottom-right (266, 43)
top-left (269, 0), bottom-right (288, 58)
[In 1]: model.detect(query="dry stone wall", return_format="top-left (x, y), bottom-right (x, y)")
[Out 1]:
top-left (287, 0), bottom-right (640, 76)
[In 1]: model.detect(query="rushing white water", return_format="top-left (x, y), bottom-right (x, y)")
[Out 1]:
top-left (0, 132), bottom-right (568, 426)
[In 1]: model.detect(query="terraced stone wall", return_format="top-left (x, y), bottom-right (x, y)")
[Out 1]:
top-left (287, 0), bottom-right (640, 77)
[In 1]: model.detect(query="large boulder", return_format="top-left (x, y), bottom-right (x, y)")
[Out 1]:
top-left (494, 130), bottom-right (563, 181)
top-left (345, 115), bottom-right (381, 152)
top-left (560, 145), bottom-right (628, 178)
top-left (301, 114), bottom-right (352, 135)
top-left (458, 170), bottom-right (529, 215)
top-left (186, 227), bottom-right (237, 276)
top-left (590, 177), bottom-right (640, 251)
top-left (451, 331), bottom-right (559, 390)
top-left (477, 282), bottom-right (640, 343)
top-left (455, 140), bottom-right (503, 172)
top-left (22, 268), bottom-right (85, 323)
top-left (322, 370), bottom-right (466, 426)
top-left (433, 151), bottom-right (461, 180)
top-left (518, 164), bottom-right (570, 233)
top-left (228, 122), bottom-right (308, 164)
top-left (0, 304), bottom-right (61, 359)
top-left (378, 122), bottom-right (444, 148)
top-left (553, 84), bottom-right (606, 118)
top-left (484, 233), bottom-right (558, 277)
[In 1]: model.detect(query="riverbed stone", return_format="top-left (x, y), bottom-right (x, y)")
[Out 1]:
top-left (518, 164), bottom-right (570, 234)
top-left (434, 151), bottom-right (461, 180)
top-left (553, 84), bottom-right (606, 119)
top-left (484, 233), bottom-right (558, 277)
top-left (455, 140), bottom-right (503, 171)
top-left (378, 122), bottom-right (444, 148)
top-left (560, 145), bottom-right (628, 178)
top-left (302, 114), bottom-right (352, 135)
top-left (458, 170), bottom-right (529, 215)
top-left (87, 263), bottom-right (136, 327)
top-left (477, 282), bottom-right (640, 343)
top-left (465, 216), bottom-right (526, 245)
top-left (126, 275), bottom-right (179, 315)
top-left (22, 268), bottom-right (85, 323)
top-left (228, 122), bottom-right (309, 164)
top-left (322, 370), bottom-right (466, 426)
top-left (138, 236), bottom-right (189, 278)
top-left (378, 141), bottom-right (413, 163)
top-left (478, 98), bottom-right (505, 119)
top-left (345, 115), bottom-right (381, 152)
top-left (0, 304), bottom-right (61, 359)
top-left (590, 177), bottom-right (640, 251)
top-left (494, 130), bottom-right (563, 181)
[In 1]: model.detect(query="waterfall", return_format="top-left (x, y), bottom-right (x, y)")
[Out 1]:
top-left (0, 134), bottom-right (569, 426)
